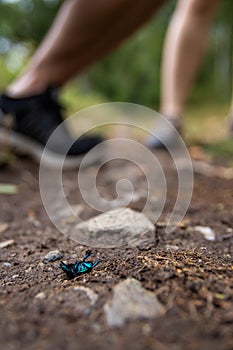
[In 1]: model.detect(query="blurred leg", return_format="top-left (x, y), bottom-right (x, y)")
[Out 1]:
top-left (229, 97), bottom-right (233, 135)
top-left (160, 0), bottom-right (220, 119)
top-left (8, 0), bottom-right (164, 97)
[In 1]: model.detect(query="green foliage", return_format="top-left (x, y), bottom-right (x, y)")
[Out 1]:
top-left (0, 0), bottom-right (62, 45)
top-left (0, 56), bottom-right (13, 88)
top-left (204, 139), bottom-right (233, 162)
top-left (61, 82), bottom-right (106, 116)
top-left (0, 0), bottom-right (63, 87)
top-left (217, 0), bottom-right (233, 25)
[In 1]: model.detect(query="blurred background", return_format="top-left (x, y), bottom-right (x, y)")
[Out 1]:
top-left (0, 0), bottom-right (232, 157)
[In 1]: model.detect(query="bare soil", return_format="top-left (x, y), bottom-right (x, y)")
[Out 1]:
top-left (0, 151), bottom-right (232, 350)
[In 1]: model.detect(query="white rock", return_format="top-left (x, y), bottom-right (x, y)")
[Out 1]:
top-left (104, 278), bottom-right (164, 327)
top-left (195, 226), bottom-right (215, 241)
top-left (0, 239), bottom-right (15, 249)
top-left (43, 250), bottom-right (63, 263)
top-left (73, 208), bottom-right (155, 248)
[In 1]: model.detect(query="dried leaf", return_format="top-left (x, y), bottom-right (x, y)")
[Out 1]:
top-left (0, 184), bottom-right (18, 195)
top-left (0, 239), bottom-right (15, 249)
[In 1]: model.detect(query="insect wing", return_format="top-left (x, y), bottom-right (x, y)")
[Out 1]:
top-left (79, 262), bottom-right (93, 273)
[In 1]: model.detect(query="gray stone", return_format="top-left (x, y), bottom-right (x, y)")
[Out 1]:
top-left (72, 208), bottom-right (155, 248)
top-left (43, 250), bottom-right (63, 263)
top-left (104, 278), bottom-right (164, 327)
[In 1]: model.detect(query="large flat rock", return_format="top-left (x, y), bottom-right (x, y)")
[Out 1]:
top-left (71, 208), bottom-right (155, 248)
top-left (104, 278), bottom-right (164, 327)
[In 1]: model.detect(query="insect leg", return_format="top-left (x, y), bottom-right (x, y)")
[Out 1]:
top-left (60, 261), bottom-right (70, 273)
top-left (83, 250), bottom-right (92, 261)
top-left (92, 260), bottom-right (100, 268)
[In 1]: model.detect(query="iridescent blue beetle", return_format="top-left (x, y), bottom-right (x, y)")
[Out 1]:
top-left (60, 250), bottom-right (100, 278)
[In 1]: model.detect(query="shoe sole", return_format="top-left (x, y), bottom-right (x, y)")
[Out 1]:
top-left (0, 127), bottom-right (104, 170)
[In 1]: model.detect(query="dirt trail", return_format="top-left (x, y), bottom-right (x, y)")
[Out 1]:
top-left (0, 152), bottom-right (232, 350)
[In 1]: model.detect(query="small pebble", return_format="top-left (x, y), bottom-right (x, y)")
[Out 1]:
top-left (25, 267), bottom-right (32, 273)
top-left (2, 262), bottom-right (11, 267)
top-left (35, 292), bottom-right (46, 300)
top-left (156, 221), bottom-right (167, 228)
top-left (0, 223), bottom-right (8, 234)
top-left (165, 245), bottom-right (179, 251)
top-left (37, 262), bottom-right (45, 269)
top-left (43, 250), bottom-right (63, 263)
top-left (195, 226), bottom-right (215, 241)
top-left (92, 323), bottom-right (101, 333)
top-left (142, 324), bottom-right (152, 335)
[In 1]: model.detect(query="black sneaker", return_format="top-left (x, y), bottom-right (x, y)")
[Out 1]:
top-left (0, 87), bottom-right (103, 168)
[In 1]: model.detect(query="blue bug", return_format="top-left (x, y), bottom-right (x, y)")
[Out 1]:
top-left (60, 250), bottom-right (100, 278)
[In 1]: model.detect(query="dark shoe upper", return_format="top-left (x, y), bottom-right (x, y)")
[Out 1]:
top-left (0, 87), bottom-right (102, 156)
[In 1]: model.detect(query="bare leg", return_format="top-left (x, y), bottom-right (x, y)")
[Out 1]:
top-left (160, 0), bottom-right (220, 118)
top-left (8, 0), bottom-right (164, 97)
top-left (229, 97), bottom-right (233, 134)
